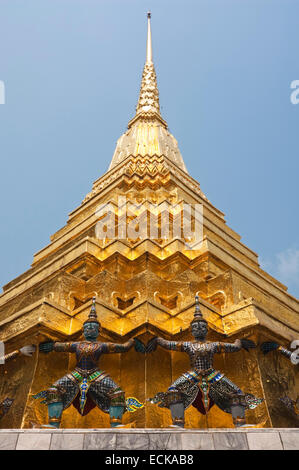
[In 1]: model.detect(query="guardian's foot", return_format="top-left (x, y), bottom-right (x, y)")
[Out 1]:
top-left (110, 418), bottom-right (123, 428)
top-left (232, 416), bottom-right (246, 427)
top-left (109, 404), bottom-right (125, 427)
top-left (41, 424), bottom-right (60, 429)
top-left (171, 417), bottom-right (185, 428)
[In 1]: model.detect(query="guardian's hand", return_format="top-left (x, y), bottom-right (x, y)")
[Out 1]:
top-left (39, 342), bottom-right (54, 354)
top-left (134, 338), bottom-right (147, 353)
top-left (146, 337), bottom-right (158, 353)
top-left (20, 345), bottom-right (36, 357)
top-left (240, 339), bottom-right (256, 351)
top-left (260, 342), bottom-right (279, 355)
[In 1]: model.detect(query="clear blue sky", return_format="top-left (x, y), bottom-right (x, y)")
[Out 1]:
top-left (0, 0), bottom-right (298, 298)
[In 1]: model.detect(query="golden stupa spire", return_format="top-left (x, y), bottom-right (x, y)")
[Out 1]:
top-left (134, 12), bottom-right (164, 122)
top-left (108, 12), bottom-right (188, 173)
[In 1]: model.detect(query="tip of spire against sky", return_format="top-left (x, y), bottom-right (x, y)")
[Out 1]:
top-left (146, 11), bottom-right (153, 64)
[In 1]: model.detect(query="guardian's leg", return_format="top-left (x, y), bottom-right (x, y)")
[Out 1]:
top-left (90, 377), bottom-right (127, 428)
top-left (167, 388), bottom-right (185, 428)
top-left (44, 387), bottom-right (63, 429)
top-left (230, 393), bottom-right (247, 427)
top-left (109, 387), bottom-right (126, 427)
top-left (0, 398), bottom-right (13, 420)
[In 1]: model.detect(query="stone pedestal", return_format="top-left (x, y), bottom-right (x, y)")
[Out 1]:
top-left (0, 428), bottom-right (298, 450)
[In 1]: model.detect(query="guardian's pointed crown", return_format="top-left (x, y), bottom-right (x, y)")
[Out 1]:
top-left (84, 296), bottom-right (100, 326)
top-left (191, 296), bottom-right (208, 325)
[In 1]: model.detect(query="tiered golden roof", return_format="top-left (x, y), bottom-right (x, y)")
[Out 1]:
top-left (0, 13), bottom-right (298, 430)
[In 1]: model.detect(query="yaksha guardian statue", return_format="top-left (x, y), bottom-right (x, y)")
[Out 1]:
top-left (0, 344), bottom-right (36, 420)
top-left (34, 297), bottom-right (144, 428)
top-left (261, 340), bottom-right (299, 419)
top-left (147, 296), bottom-right (263, 428)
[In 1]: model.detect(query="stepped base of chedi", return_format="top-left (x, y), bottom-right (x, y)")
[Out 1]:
top-left (0, 13), bottom-right (298, 430)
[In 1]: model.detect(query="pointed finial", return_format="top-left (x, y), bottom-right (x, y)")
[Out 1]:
top-left (191, 295), bottom-right (207, 324)
top-left (130, 11), bottom-right (164, 122)
top-left (84, 296), bottom-right (100, 326)
top-left (146, 12), bottom-right (153, 64)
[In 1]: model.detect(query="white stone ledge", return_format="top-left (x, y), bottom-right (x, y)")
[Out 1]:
top-left (0, 428), bottom-right (298, 450)
top-left (0, 427), bottom-right (298, 433)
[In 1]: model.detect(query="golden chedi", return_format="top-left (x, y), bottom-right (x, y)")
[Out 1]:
top-left (0, 13), bottom-right (298, 429)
